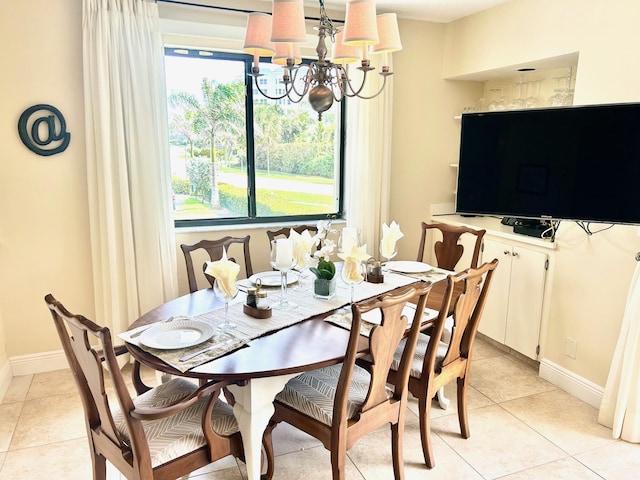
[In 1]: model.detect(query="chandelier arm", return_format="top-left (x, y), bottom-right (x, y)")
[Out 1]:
top-left (285, 64), bottom-right (313, 98)
top-left (253, 79), bottom-right (300, 102)
top-left (352, 73), bottom-right (391, 100)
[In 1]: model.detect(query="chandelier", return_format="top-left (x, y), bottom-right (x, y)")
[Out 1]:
top-left (242, 0), bottom-right (402, 120)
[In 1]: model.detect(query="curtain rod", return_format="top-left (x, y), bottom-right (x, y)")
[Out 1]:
top-left (157, 0), bottom-right (343, 23)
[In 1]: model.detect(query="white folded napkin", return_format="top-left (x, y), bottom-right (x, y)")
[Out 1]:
top-left (290, 229), bottom-right (316, 270)
top-left (204, 248), bottom-right (240, 298)
top-left (338, 244), bottom-right (371, 282)
top-left (380, 221), bottom-right (404, 259)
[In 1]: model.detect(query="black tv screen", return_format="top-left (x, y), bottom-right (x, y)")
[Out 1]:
top-left (455, 103), bottom-right (640, 224)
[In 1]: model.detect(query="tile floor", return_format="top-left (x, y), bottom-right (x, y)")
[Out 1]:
top-left (0, 336), bottom-right (638, 479)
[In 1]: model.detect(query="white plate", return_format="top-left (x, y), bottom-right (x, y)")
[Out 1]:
top-left (139, 319), bottom-right (215, 350)
top-left (386, 261), bottom-right (433, 274)
top-left (249, 271), bottom-right (297, 287)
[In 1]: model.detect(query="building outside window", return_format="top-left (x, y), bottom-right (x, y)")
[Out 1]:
top-left (164, 48), bottom-right (345, 227)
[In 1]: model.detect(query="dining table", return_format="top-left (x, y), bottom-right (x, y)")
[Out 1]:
top-left (123, 263), bottom-right (452, 480)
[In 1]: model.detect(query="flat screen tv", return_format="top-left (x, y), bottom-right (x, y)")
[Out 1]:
top-left (455, 103), bottom-right (640, 225)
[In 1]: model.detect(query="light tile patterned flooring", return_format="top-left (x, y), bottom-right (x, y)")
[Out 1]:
top-left (0, 336), bottom-right (638, 479)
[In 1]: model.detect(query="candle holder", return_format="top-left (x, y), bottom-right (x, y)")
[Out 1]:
top-left (270, 239), bottom-right (298, 310)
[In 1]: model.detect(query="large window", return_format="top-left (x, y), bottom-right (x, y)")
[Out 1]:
top-left (164, 48), bottom-right (345, 227)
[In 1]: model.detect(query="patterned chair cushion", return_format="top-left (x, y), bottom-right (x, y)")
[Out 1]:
top-left (112, 378), bottom-right (238, 467)
top-left (392, 333), bottom-right (450, 379)
top-left (275, 364), bottom-right (392, 426)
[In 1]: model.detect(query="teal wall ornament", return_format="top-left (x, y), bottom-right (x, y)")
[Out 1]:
top-left (18, 104), bottom-right (71, 156)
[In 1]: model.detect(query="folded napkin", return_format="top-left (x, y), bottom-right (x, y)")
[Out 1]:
top-left (338, 244), bottom-right (371, 282)
top-left (380, 221), bottom-right (404, 259)
top-left (290, 229), bottom-right (316, 270)
top-left (204, 248), bottom-right (240, 298)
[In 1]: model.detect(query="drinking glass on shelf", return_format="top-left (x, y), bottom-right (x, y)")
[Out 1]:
top-left (213, 279), bottom-right (238, 331)
top-left (270, 239), bottom-right (297, 310)
top-left (548, 76), bottom-right (567, 107)
top-left (525, 80), bottom-right (541, 108)
top-left (508, 78), bottom-right (526, 110)
top-left (487, 87), bottom-right (506, 111)
top-left (341, 261), bottom-right (366, 305)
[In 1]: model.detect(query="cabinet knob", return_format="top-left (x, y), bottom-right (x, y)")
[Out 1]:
top-left (512, 252), bottom-right (519, 258)
top-left (503, 250), bottom-right (510, 255)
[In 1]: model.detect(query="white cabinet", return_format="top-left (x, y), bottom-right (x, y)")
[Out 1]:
top-left (480, 238), bottom-right (548, 360)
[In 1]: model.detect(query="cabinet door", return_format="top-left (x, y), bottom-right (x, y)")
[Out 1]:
top-left (504, 247), bottom-right (547, 359)
top-left (478, 239), bottom-right (511, 343)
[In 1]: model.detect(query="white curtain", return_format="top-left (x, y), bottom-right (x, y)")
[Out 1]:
top-left (83, 0), bottom-right (177, 334)
top-left (598, 260), bottom-right (640, 442)
top-left (344, 56), bottom-right (394, 252)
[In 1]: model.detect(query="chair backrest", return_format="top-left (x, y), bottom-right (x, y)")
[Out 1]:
top-left (417, 221), bottom-right (486, 271)
top-left (44, 294), bottom-right (239, 479)
top-left (337, 282), bottom-right (432, 424)
top-left (181, 235), bottom-right (253, 293)
top-left (425, 259), bottom-right (498, 376)
top-left (266, 225), bottom-right (320, 249)
top-left (45, 294), bottom-right (143, 470)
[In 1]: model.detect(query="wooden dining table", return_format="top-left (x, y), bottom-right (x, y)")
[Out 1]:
top-left (125, 268), bottom-right (449, 480)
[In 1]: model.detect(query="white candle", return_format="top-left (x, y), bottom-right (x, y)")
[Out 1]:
top-left (341, 227), bottom-right (358, 254)
top-left (275, 238), bottom-right (293, 269)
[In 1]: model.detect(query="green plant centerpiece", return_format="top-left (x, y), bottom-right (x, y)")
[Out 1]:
top-left (310, 218), bottom-right (338, 298)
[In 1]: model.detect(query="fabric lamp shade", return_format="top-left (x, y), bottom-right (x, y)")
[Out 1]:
top-left (372, 13), bottom-right (402, 54)
top-left (342, 0), bottom-right (379, 46)
top-left (332, 31), bottom-right (360, 65)
top-left (272, 42), bottom-right (302, 66)
top-left (271, 0), bottom-right (307, 43)
top-left (243, 12), bottom-right (275, 56)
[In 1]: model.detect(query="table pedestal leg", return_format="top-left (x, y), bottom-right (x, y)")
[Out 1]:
top-left (227, 374), bottom-right (297, 480)
top-left (436, 386), bottom-right (450, 410)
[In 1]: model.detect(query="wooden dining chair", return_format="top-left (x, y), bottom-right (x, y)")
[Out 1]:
top-left (44, 293), bottom-right (259, 480)
top-left (266, 224), bottom-right (320, 248)
top-left (181, 235), bottom-right (253, 293)
top-left (263, 282), bottom-right (433, 480)
top-left (417, 221), bottom-right (485, 271)
top-left (385, 259), bottom-right (499, 469)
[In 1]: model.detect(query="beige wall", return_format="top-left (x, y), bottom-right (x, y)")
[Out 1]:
top-left (1, 0), bottom-right (637, 391)
top-left (0, 0), bottom-right (93, 358)
top-left (436, 0), bottom-right (640, 387)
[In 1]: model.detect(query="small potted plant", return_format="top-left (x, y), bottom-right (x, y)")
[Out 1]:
top-left (310, 217), bottom-right (338, 298)
top-left (310, 258), bottom-right (337, 298)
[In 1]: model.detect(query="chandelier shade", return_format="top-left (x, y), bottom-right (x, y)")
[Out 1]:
top-left (342, 0), bottom-right (379, 46)
top-left (373, 13), bottom-right (402, 54)
top-left (245, 0), bottom-right (401, 120)
top-left (271, 0), bottom-right (307, 43)
top-left (243, 12), bottom-right (275, 59)
top-left (272, 42), bottom-right (302, 66)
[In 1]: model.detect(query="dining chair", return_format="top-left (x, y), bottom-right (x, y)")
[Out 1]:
top-left (44, 293), bottom-right (260, 480)
top-left (263, 282), bottom-right (433, 480)
top-left (181, 235), bottom-right (253, 293)
top-left (266, 224), bottom-right (320, 248)
top-left (385, 258), bottom-right (499, 469)
top-left (416, 221), bottom-right (485, 271)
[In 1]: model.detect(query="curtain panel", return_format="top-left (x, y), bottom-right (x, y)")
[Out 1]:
top-left (83, 0), bottom-right (177, 334)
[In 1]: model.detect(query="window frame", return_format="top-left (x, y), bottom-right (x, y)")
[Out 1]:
top-left (165, 47), bottom-right (346, 229)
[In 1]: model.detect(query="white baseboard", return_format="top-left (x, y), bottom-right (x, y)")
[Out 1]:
top-left (539, 358), bottom-right (604, 409)
top-left (9, 350), bottom-right (68, 377)
top-left (0, 360), bottom-right (13, 401)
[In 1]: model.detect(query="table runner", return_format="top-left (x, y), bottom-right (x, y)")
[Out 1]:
top-left (325, 305), bottom-right (440, 337)
top-left (120, 271), bottom-right (423, 373)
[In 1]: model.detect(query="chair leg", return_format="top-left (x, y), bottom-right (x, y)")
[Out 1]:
top-left (391, 422), bottom-right (406, 480)
top-left (330, 439), bottom-right (347, 480)
top-left (457, 376), bottom-right (470, 438)
top-left (261, 421), bottom-right (277, 480)
top-left (92, 452), bottom-right (107, 480)
top-left (418, 394), bottom-right (436, 469)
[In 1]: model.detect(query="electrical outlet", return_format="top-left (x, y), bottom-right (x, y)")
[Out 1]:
top-left (565, 337), bottom-right (577, 359)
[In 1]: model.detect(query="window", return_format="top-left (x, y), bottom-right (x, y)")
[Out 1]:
top-left (165, 48), bottom-right (345, 227)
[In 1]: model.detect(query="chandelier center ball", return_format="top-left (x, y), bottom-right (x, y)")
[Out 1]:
top-left (308, 85), bottom-right (334, 113)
